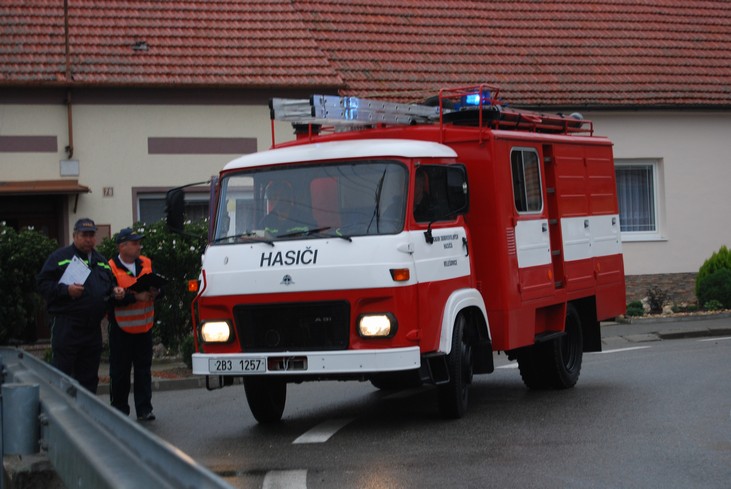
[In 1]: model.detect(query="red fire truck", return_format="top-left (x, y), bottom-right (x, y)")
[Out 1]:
top-left (173, 85), bottom-right (625, 423)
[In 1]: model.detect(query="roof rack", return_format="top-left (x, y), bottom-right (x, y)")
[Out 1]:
top-left (268, 86), bottom-right (593, 145)
top-left (438, 84), bottom-right (593, 136)
top-left (270, 95), bottom-right (440, 127)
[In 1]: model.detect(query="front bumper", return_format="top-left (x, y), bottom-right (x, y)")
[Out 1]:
top-left (192, 347), bottom-right (420, 376)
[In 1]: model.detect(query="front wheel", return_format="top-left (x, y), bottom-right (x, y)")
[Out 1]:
top-left (244, 377), bottom-right (286, 423)
top-left (437, 315), bottom-right (473, 419)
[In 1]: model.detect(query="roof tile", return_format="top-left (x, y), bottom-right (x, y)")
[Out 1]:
top-left (1, 0), bottom-right (730, 106)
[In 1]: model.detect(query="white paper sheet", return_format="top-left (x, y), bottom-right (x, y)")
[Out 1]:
top-left (58, 255), bottom-right (91, 285)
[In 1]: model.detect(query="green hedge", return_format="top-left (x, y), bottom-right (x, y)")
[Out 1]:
top-left (696, 245), bottom-right (731, 310)
top-left (697, 268), bottom-right (731, 310)
top-left (98, 220), bottom-right (208, 352)
top-left (0, 223), bottom-right (58, 344)
top-left (696, 245), bottom-right (731, 298)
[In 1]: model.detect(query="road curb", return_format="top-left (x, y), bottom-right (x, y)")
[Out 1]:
top-left (97, 376), bottom-right (205, 395)
top-left (622, 311), bottom-right (731, 324)
top-left (657, 328), bottom-right (731, 340)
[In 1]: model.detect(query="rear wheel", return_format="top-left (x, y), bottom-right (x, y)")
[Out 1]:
top-left (437, 315), bottom-right (473, 419)
top-left (244, 377), bottom-right (286, 423)
top-left (516, 304), bottom-right (583, 389)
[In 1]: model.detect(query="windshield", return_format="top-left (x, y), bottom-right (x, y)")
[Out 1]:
top-left (213, 160), bottom-right (408, 243)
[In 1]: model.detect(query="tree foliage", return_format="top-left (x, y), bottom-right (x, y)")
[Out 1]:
top-left (0, 223), bottom-right (58, 344)
top-left (98, 220), bottom-right (208, 352)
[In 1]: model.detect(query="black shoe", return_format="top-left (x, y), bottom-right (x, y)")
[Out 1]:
top-left (137, 411), bottom-right (156, 421)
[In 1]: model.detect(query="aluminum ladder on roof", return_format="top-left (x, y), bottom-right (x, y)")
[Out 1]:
top-left (270, 94), bottom-right (441, 127)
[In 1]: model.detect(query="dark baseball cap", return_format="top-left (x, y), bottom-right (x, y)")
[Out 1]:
top-left (116, 227), bottom-right (144, 244)
top-left (73, 218), bottom-right (97, 232)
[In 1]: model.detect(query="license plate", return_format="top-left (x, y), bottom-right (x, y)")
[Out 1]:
top-left (209, 357), bottom-right (266, 374)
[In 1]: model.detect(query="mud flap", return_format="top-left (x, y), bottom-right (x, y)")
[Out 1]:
top-left (473, 337), bottom-right (494, 374)
top-left (419, 353), bottom-right (450, 385)
top-left (205, 375), bottom-right (235, 391)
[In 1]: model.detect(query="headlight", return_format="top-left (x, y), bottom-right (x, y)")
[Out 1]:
top-left (200, 321), bottom-right (232, 343)
top-left (357, 313), bottom-right (397, 338)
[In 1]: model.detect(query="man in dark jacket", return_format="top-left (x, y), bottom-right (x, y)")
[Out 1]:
top-left (36, 218), bottom-right (124, 393)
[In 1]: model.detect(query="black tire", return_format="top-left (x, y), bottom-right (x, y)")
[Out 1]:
top-left (243, 377), bottom-right (286, 423)
top-left (437, 315), bottom-right (473, 419)
top-left (517, 304), bottom-right (583, 390)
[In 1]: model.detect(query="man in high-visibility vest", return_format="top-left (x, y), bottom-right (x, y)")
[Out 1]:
top-left (108, 227), bottom-right (161, 421)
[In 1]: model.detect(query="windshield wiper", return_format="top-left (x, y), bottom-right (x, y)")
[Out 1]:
top-left (367, 168), bottom-right (388, 233)
top-left (212, 233), bottom-right (274, 246)
top-left (279, 226), bottom-right (353, 242)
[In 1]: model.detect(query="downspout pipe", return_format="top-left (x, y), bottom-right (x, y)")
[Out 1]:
top-left (64, 0), bottom-right (73, 159)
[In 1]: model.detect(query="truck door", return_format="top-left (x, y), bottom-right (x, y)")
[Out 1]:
top-left (510, 147), bottom-right (554, 300)
top-left (411, 165), bottom-right (472, 349)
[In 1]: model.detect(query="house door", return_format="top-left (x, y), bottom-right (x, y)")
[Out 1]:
top-left (0, 194), bottom-right (66, 340)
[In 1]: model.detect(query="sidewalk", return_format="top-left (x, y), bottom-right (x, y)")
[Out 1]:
top-left (96, 357), bottom-right (204, 395)
top-left (94, 313), bottom-right (731, 394)
top-left (600, 312), bottom-right (731, 347)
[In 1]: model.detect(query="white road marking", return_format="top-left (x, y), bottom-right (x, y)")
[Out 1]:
top-left (263, 470), bottom-right (307, 489)
top-left (496, 363), bottom-right (519, 369)
top-left (592, 346), bottom-right (652, 354)
top-left (698, 336), bottom-right (731, 342)
top-left (293, 418), bottom-right (354, 444)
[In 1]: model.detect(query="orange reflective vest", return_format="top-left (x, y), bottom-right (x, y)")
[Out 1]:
top-left (109, 256), bottom-right (155, 334)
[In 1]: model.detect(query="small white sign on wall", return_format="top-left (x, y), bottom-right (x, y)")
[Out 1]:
top-left (60, 159), bottom-right (79, 176)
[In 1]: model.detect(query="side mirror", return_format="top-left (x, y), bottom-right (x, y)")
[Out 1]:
top-left (165, 188), bottom-right (185, 233)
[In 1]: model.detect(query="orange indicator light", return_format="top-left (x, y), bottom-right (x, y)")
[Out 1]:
top-left (390, 268), bottom-right (410, 282)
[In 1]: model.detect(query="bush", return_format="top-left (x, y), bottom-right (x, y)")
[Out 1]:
top-left (626, 301), bottom-right (644, 317)
top-left (672, 304), bottom-right (698, 314)
top-left (0, 223), bottom-right (58, 344)
top-left (703, 299), bottom-right (724, 311)
top-left (99, 219), bottom-right (208, 352)
top-left (179, 334), bottom-right (195, 369)
top-left (696, 245), bottom-right (731, 299)
top-left (646, 286), bottom-right (671, 314)
top-left (696, 268), bottom-right (731, 310)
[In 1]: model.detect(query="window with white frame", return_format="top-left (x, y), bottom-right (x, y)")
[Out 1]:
top-left (137, 191), bottom-right (210, 224)
top-left (614, 159), bottom-right (662, 239)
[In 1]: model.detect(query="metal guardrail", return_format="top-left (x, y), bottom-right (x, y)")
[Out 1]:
top-left (0, 347), bottom-right (233, 489)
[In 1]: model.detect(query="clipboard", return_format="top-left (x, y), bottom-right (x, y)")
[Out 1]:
top-left (127, 272), bottom-right (167, 293)
top-left (58, 255), bottom-right (91, 285)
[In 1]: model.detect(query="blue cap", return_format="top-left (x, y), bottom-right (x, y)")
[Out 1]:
top-left (74, 218), bottom-right (97, 232)
top-left (116, 227), bottom-right (144, 244)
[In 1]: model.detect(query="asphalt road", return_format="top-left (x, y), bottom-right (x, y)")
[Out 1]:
top-left (145, 335), bottom-right (731, 489)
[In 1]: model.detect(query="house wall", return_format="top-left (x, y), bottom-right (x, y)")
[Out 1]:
top-left (2, 100), bottom-right (729, 302)
top-left (589, 111), bottom-right (731, 302)
top-left (589, 111), bottom-right (731, 275)
top-left (1, 100), bottom-right (295, 237)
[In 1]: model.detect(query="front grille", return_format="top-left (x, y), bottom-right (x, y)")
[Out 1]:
top-left (234, 301), bottom-right (350, 352)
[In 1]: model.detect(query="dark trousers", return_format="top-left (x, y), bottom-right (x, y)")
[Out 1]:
top-left (50, 316), bottom-right (103, 394)
top-left (108, 324), bottom-right (153, 417)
